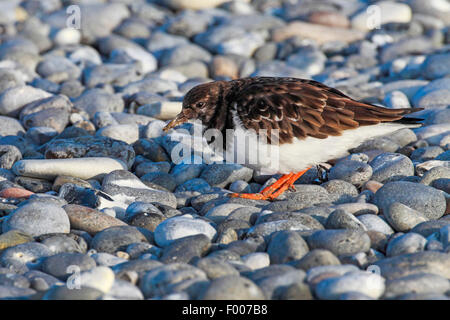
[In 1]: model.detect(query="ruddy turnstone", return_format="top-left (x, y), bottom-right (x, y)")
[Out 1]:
top-left (163, 77), bottom-right (423, 200)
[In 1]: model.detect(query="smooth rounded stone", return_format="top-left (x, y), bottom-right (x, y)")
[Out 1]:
top-left (0, 145), bottom-right (21, 170)
top-left (411, 146), bottom-right (444, 162)
top-left (421, 53), bottom-right (450, 80)
top-left (91, 252), bottom-right (128, 267)
top-left (386, 233), bottom-right (427, 257)
top-left (200, 163), bottom-right (253, 188)
top-left (25, 270), bottom-right (64, 291)
top-left (100, 170), bottom-right (176, 209)
top-left (306, 229), bottom-right (371, 256)
top-left (411, 220), bottom-right (450, 238)
top-left (136, 102), bottom-right (181, 122)
top-left (0, 116), bottom-right (25, 136)
top-left (2, 201), bottom-right (70, 237)
top-left (141, 172), bottom-right (177, 192)
top-left (72, 89), bottom-right (124, 119)
top-left (135, 161), bottom-right (171, 177)
top-left (278, 281), bottom-right (314, 300)
top-left (289, 249), bottom-right (341, 271)
top-left (63, 204), bottom-right (126, 236)
top-left (42, 285), bottom-right (104, 300)
top-left (383, 90), bottom-right (411, 109)
top-left (384, 202), bottom-right (429, 232)
top-left (174, 178), bottom-right (211, 193)
top-left (374, 251), bottom-right (450, 280)
top-left (124, 202), bottom-right (165, 221)
top-left (210, 55), bottom-right (239, 79)
top-left (112, 259), bottom-right (163, 280)
top-left (226, 206), bottom-right (261, 224)
top-left (246, 220), bottom-right (312, 241)
top-left (195, 26), bottom-right (265, 58)
top-left (129, 211), bottom-right (167, 232)
top-left (13, 158), bottom-right (127, 182)
top-left (384, 273), bottom-right (450, 299)
top-left (194, 257), bottom-right (239, 279)
top-left (0, 285), bottom-right (36, 299)
top-left (25, 126), bottom-right (58, 145)
top-left (0, 242), bottom-right (51, 272)
top-left (357, 214), bottom-right (395, 235)
top-left (436, 150), bottom-right (450, 161)
top-left (286, 47), bottom-right (326, 76)
top-left (415, 124), bottom-right (450, 146)
top-left (96, 124), bottom-right (139, 145)
top-left (254, 269), bottom-right (307, 300)
top-left (160, 234), bottom-right (211, 264)
top-left (255, 212), bottom-right (324, 230)
top-left (162, 0), bottom-right (228, 10)
top-left (199, 275), bottom-right (265, 300)
top-left (140, 262), bottom-right (208, 298)
top-left (40, 235), bottom-right (84, 254)
top-left (264, 187), bottom-right (331, 212)
top-left (0, 230), bottom-right (33, 251)
top-left (14, 176), bottom-right (52, 193)
top-left (373, 181), bottom-right (446, 220)
top-left (0, 271), bottom-right (30, 289)
top-left (154, 215), bottom-right (217, 247)
top-left (0, 85), bottom-right (52, 117)
top-left (120, 77), bottom-right (178, 97)
top-left (76, 266), bottom-right (115, 294)
top-left (91, 226), bottom-right (149, 254)
top-left (267, 231), bottom-right (309, 264)
top-left (369, 152), bottom-right (414, 183)
top-left (41, 252), bottom-right (96, 280)
top-left (420, 166), bottom-right (450, 186)
top-left (325, 209), bottom-right (367, 231)
top-left (52, 176), bottom-right (92, 193)
top-left (171, 163), bottom-right (206, 186)
top-left (351, 1), bottom-right (412, 31)
top-left (101, 278), bottom-right (143, 300)
top-left (412, 78), bottom-right (450, 110)
top-left (110, 46), bottom-right (157, 75)
top-left (241, 252), bottom-right (270, 271)
top-left (204, 203), bottom-right (247, 224)
top-left (432, 178), bottom-right (450, 193)
top-left (330, 203), bottom-right (379, 216)
top-left (36, 55), bottom-right (81, 83)
top-left (321, 180), bottom-right (359, 204)
top-left (351, 137), bottom-right (400, 154)
top-left (272, 20), bottom-right (364, 44)
top-left (160, 43), bottom-right (211, 67)
top-left (315, 271), bottom-right (385, 300)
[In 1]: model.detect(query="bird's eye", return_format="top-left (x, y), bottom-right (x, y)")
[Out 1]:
top-left (197, 102), bottom-right (205, 108)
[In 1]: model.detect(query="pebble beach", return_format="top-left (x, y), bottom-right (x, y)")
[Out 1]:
top-left (0, 0), bottom-right (448, 300)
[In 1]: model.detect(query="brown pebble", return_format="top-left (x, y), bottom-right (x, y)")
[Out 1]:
top-left (363, 180), bottom-right (384, 193)
top-left (0, 187), bottom-right (34, 199)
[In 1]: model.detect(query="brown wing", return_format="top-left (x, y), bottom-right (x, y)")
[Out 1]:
top-left (233, 77), bottom-right (422, 144)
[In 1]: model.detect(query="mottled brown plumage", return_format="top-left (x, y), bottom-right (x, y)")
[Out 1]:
top-left (164, 77), bottom-right (422, 145)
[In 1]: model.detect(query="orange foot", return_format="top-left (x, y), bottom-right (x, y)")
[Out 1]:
top-left (230, 168), bottom-right (311, 201)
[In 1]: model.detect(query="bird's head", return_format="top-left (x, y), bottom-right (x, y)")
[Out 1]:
top-left (163, 81), bottom-right (225, 132)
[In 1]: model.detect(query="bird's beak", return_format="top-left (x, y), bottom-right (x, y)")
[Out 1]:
top-left (162, 112), bottom-right (189, 132)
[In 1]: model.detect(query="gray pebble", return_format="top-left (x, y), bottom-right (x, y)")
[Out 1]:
top-left (386, 233), bottom-right (427, 257)
top-left (373, 181), bottom-right (446, 220)
top-left (306, 229), bottom-right (371, 256)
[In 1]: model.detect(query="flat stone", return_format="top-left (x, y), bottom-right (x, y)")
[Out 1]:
top-left (0, 85), bottom-right (52, 117)
top-left (41, 252), bottom-right (96, 280)
top-left (369, 153), bottom-right (415, 183)
top-left (160, 234), bottom-right (211, 264)
top-left (289, 249), bottom-right (341, 271)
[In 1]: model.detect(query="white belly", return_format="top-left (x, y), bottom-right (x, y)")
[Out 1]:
top-left (224, 123), bottom-right (412, 174)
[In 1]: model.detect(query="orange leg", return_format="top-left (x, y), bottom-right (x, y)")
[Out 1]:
top-left (230, 168), bottom-right (311, 200)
